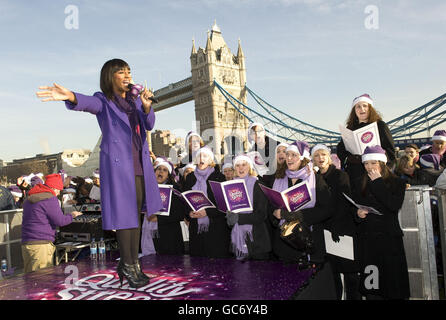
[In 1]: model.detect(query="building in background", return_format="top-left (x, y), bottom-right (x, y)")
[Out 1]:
top-left (151, 130), bottom-right (184, 161)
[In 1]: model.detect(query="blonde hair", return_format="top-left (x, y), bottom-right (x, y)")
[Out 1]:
top-left (234, 161), bottom-right (258, 178)
top-left (188, 136), bottom-right (205, 153)
top-left (311, 149), bottom-right (333, 166)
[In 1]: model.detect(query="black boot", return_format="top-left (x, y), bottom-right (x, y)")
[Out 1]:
top-left (117, 262), bottom-right (149, 288)
top-left (134, 260), bottom-right (150, 282)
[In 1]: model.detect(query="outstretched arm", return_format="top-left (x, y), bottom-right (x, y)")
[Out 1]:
top-left (36, 83), bottom-right (77, 103)
top-left (36, 83), bottom-right (103, 115)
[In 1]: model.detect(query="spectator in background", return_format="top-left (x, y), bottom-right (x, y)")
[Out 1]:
top-left (248, 122), bottom-right (279, 170)
top-left (21, 174), bottom-right (82, 273)
top-left (8, 185), bottom-right (23, 208)
top-left (178, 131), bottom-right (205, 169)
top-left (404, 144), bottom-right (420, 164)
top-left (92, 169), bottom-right (100, 187)
top-left (222, 162), bottom-right (234, 181)
top-left (0, 185), bottom-right (15, 211)
top-left (419, 130), bottom-right (446, 168)
top-left (397, 155), bottom-right (442, 187)
top-left (17, 175), bottom-right (32, 196)
top-left (31, 174), bottom-right (44, 187)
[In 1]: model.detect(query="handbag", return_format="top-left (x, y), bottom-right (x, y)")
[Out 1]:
top-left (280, 219), bottom-right (314, 252)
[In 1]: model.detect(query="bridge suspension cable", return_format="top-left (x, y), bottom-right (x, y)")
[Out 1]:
top-left (215, 80), bottom-right (446, 144)
top-left (214, 81), bottom-right (341, 145)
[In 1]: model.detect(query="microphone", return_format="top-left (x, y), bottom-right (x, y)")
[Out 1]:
top-left (128, 83), bottom-right (158, 103)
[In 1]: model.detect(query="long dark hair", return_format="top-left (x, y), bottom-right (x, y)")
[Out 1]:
top-left (346, 103), bottom-right (382, 129)
top-left (100, 58), bottom-right (130, 100)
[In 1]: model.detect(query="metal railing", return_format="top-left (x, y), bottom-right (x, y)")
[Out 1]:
top-left (0, 209), bottom-right (23, 273)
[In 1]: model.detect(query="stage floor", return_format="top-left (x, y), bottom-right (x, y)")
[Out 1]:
top-left (0, 254), bottom-right (313, 300)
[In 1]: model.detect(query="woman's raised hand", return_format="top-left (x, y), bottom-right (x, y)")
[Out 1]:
top-left (36, 83), bottom-right (76, 103)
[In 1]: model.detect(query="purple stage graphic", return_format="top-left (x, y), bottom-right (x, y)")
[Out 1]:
top-left (0, 254), bottom-right (313, 300)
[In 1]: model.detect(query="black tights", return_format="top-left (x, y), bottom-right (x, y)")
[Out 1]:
top-left (116, 176), bottom-right (144, 265)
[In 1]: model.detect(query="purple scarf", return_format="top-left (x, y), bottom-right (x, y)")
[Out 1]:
top-left (272, 162), bottom-right (317, 225)
top-left (113, 93), bottom-right (142, 152)
top-left (230, 175), bottom-right (258, 260)
top-left (192, 166), bottom-right (215, 233)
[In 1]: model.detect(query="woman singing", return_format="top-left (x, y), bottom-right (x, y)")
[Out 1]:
top-left (36, 58), bottom-right (163, 288)
top-left (337, 94), bottom-right (395, 190)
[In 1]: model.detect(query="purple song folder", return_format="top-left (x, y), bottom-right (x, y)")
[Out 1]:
top-left (209, 179), bottom-right (253, 214)
top-left (181, 190), bottom-right (216, 212)
top-left (156, 184), bottom-right (173, 216)
top-left (260, 181), bottom-right (312, 212)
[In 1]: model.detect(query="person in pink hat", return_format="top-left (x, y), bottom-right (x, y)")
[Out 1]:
top-left (21, 174), bottom-right (83, 273)
top-left (353, 145), bottom-right (410, 300)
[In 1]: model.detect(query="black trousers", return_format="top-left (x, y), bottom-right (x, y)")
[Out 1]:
top-left (116, 176), bottom-right (144, 265)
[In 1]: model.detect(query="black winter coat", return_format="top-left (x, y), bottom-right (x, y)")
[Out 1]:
top-left (235, 181), bottom-right (272, 260)
top-left (337, 120), bottom-right (395, 190)
top-left (269, 174), bottom-right (332, 264)
top-left (183, 167), bottom-right (231, 258)
top-left (153, 183), bottom-right (187, 255)
top-left (353, 175), bottom-right (410, 299)
top-left (319, 165), bottom-right (359, 272)
top-left (399, 167), bottom-right (442, 187)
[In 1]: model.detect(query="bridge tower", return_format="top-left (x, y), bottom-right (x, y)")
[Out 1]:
top-left (190, 21), bottom-right (250, 162)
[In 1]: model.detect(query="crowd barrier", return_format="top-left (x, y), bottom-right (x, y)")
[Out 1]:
top-left (399, 186), bottom-right (446, 300)
top-left (0, 209), bottom-right (23, 273)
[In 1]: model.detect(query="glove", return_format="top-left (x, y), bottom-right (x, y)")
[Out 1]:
top-left (281, 209), bottom-right (304, 223)
top-left (331, 231), bottom-right (340, 243)
top-left (226, 211), bottom-right (239, 227)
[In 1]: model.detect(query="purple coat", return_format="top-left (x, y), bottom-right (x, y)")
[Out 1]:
top-left (65, 92), bottom-right (163, 230)
top-left (22, 193), bottom-right (73, 243)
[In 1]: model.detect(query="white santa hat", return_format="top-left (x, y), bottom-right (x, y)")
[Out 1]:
top-left (286, 141), bottom-right (311, 160)
top-left (179, 163), bottom-right (196, 176)
top-left (185, 131), bottom-right (202, 149)
top-left (311, 144), bottom-right (331, 157)
top-left (195, 146), bottom-right (215, 162)
top-left (222, 162), bottom-right (233, 171)
top-left (361, 145), bottom-right (387, 163)
top-left (432, 130), bottom-right (446, 142)
top-left (155, 160), bottom-right (173, 174)
top-left (233, 154), bottom-right (254, 170)
top-left (351, 93), bottom-right (374, 108)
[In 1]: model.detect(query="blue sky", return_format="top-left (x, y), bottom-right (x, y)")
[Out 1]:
top-left (1, 0), bottom-right (446, 162)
